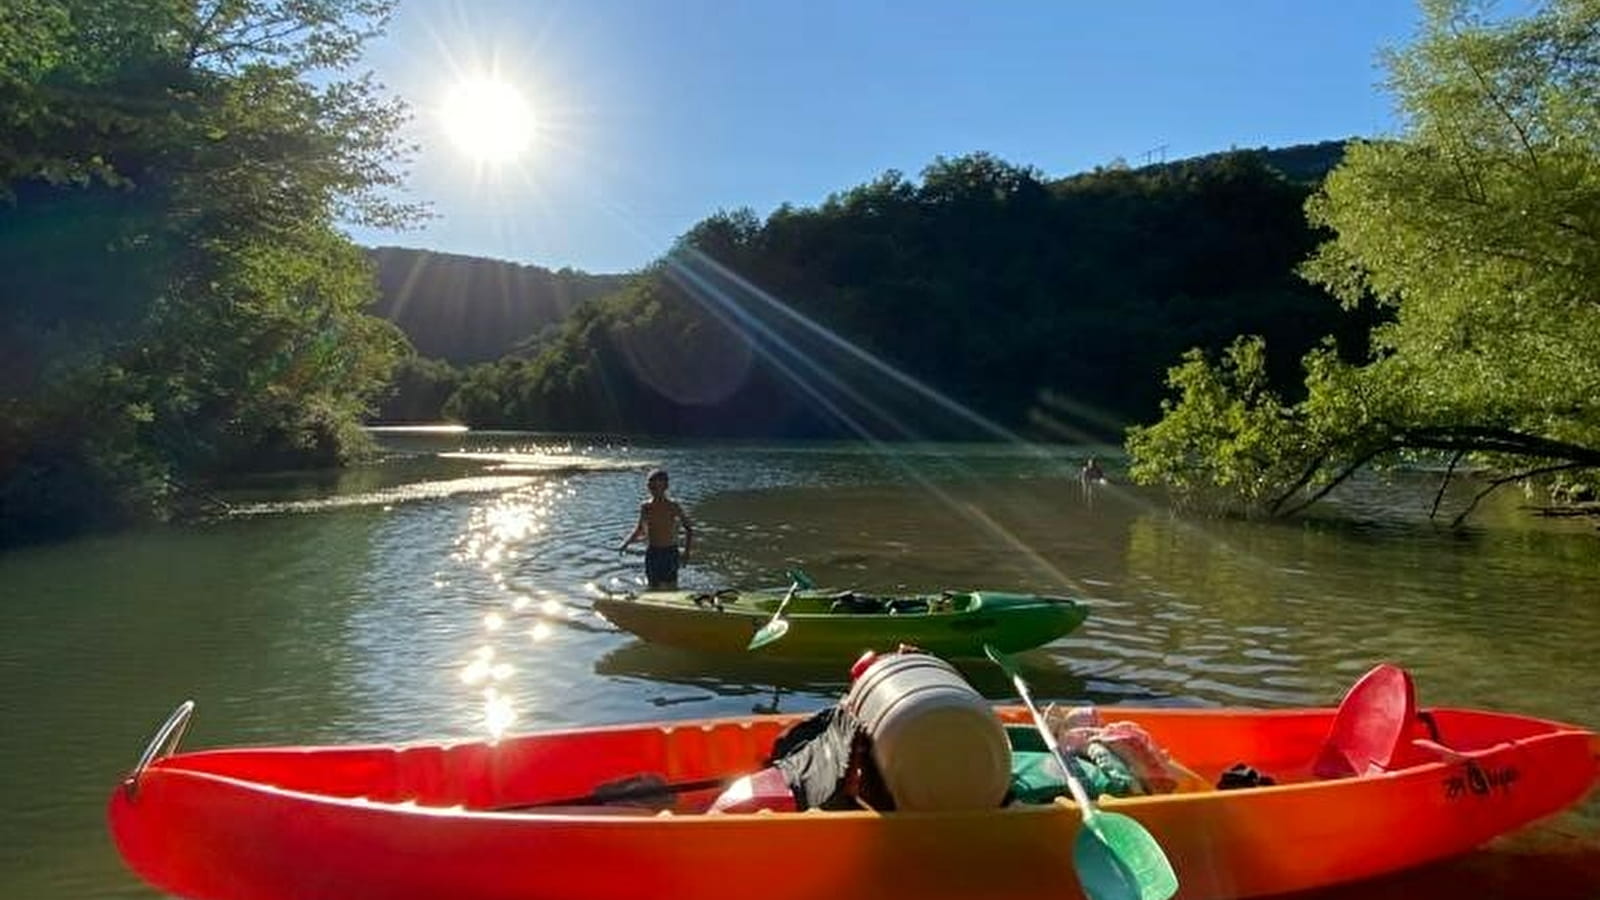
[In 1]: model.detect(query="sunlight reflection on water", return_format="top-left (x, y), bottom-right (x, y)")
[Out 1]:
top-left (3, 438), bottom-right (1596, 899)
top-left (234, 475), bottom-right (537, 513)
top-left (18, 228), bottom-right (1600, 900)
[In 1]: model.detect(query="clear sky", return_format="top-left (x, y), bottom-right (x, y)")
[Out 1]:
top-left (347, 0), bottom-right (1425, 274)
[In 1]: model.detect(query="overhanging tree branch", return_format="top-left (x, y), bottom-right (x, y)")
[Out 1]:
top-left (1268, 450), bottom-right (1330, 515)
top-left (1449, 461), bottom-right (1592, 528)
top-left (1275, 441), bottom-right (1395, 519)
top-left (1402, 425), bottom-right (1600, 465)
top-left (1429, 449), bottom-right (1466, 520)
top-left (1268, 426), bottom-right (1600, 524)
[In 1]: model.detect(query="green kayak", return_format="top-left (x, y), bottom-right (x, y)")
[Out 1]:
top-left (593, 587), bottom-right (1088, 658)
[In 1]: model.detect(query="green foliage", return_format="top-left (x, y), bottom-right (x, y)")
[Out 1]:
top-left (1, 0), bottom-right (417, 544)
top-left (1130, 0), bottom-right (1600, 517)
top-left (1127, 338), bottom-right (1302, 510)
top-left (438, 264), bottom-right (841, 435)
top-left (378, 355), bottom-right (464, 422)
top-left (445, 145), bottom-right (1365, 439)
top-left (0, 1), bottom-right (69, 90)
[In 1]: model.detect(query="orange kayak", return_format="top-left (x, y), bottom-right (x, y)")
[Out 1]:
top-left (108, 701), bottom-right (1595, 900)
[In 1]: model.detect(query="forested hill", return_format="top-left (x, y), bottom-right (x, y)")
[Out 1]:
top-left (367, 247), bottom-right (627, 363)
top-left (1146, 139), bottom-right (1347, 183)
top-left (377, 140), bottom-right (1345, 372)
top-left (434, 143), bottom-right (1382, 440)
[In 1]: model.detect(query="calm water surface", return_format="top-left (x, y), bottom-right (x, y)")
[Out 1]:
top-left (1, 434), bottom-right (1596, 898)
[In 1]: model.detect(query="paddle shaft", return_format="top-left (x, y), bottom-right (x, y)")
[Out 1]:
top-left (766, 581), bottom-right (800, 625)
top-left (492, 775), bottom-right (733, 811)
top-left (1002, 668), bottom-right (1099, 820)
top-left (986, 645), bottom-right (1178, 900)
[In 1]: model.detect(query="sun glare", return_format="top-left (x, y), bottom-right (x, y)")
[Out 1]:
top-left (440, 77), bottom-right (535, 164)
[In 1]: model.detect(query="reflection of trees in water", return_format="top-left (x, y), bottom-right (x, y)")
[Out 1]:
top-left (694, 471), bottom-right (1599, 718)
top-left (696, 477), bottom-right (1141, 596)
top-left (1118, 512), bottom-right (1600, 721)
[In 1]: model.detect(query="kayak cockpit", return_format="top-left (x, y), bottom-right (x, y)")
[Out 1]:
top-left (144, 717), bottom-right (794, 812)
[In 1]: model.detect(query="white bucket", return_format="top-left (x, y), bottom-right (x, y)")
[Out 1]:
top-left (843, 653), bottom-right (1010, 811)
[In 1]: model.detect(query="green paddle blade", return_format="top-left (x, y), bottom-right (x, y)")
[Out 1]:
top-left (787, 568), bottom-right (816, 589)
top-left (746, 617), bottom-right (790, 650)
top-left (1074, 812), bottom-right (1178, 900)
top-left (982, 644), bottom-right (1176, 900)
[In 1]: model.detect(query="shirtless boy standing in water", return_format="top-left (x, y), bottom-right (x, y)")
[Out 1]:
top-left (617, 469), bottom-right (694, 589)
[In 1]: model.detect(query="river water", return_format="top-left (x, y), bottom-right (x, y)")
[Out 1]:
top-left (1, 432), bottom-right (1596, 898)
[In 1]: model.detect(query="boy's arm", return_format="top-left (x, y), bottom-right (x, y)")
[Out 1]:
top-left (617, 506), bottom-right (646, 552)
top-left (677, 503), bottom-right (693, 560)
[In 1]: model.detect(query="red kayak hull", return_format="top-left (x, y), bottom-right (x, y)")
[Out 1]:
top-left (108, 705), bottom-right (1597, 900)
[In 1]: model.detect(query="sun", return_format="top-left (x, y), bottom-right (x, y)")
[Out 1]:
top-left (440, 77), bottom-right (535, 164)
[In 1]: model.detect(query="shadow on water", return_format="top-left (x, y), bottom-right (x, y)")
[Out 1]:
top-left (594, 639), bottom-right (1185, 712)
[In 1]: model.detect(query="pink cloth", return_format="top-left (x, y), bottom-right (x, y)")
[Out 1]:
top-left (1042, 705), bottom-right (1184, 795)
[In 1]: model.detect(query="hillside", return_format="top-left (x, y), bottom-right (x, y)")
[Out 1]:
top-left (367, 141), bottom-right (1348, 369)
top-left (436, 145), bottom-right (1383, 439)
top-left (1134, 139), bottom-right (1349, 183)
top-left (367, 247), bottom-right (628, 363)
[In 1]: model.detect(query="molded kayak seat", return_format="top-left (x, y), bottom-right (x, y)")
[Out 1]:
top-left (828, 593), bottom-right (884, 613)
top-left (1312, 663), bottom-right (1421, 778)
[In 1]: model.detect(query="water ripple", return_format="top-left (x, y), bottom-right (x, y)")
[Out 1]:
top-left (2, 437), bottom-right (1596, 900)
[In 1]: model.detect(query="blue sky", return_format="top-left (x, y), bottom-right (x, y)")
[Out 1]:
top-left (349, 0), bottom-right (1424, 274)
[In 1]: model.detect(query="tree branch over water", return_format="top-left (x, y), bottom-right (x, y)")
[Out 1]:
top-left (1129, 0), bottom-right (1600, 526)
top-left (0, 0), bottom-right (419, 547)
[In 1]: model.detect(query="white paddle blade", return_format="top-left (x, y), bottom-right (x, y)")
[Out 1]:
top-left (746, 618), bottom-right (791, 650)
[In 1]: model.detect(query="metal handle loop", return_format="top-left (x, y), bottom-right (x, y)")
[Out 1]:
top-left (123, 700), bottom-right (195, 800)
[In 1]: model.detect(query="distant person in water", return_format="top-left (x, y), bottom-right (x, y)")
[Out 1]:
top-left (1080, 457), bottom-right (1107, 486)
top-left (617, 469), bottom-right (694, 590)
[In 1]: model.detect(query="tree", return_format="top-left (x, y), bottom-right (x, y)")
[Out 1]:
top-left (378, 356), bottom-right (464, 423)
top-left (1, 0), bottom-right (419, 544)
top-left (440, 145), bottom-right (1358, 442)
top-left (1128, 0), bottom-right (1600, 521)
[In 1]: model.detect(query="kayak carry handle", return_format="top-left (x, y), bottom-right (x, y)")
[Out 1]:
top-left (123, 700), bottom-right (195, 801)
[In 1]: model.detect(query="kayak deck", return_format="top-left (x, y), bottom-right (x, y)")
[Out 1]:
top-left (593, 587), bottom-right (1089, 657)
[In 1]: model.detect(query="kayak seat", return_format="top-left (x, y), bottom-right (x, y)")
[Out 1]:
top-left (830, 593), bottom-right (888, 614)
top-left (690, 593), bottom-right (726, 611)
top-left (1312, 663), bottom-right (1426, 779)
top-left (825, 594), bottom-right (933, 615)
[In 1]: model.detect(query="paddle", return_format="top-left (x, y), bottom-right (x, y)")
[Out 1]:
top-left (747, 574), bottom-right (804, 650)
top-left (983, 645), bottom-right (1177, 900)
top-left (492, 773), bottom-right (733, 812)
